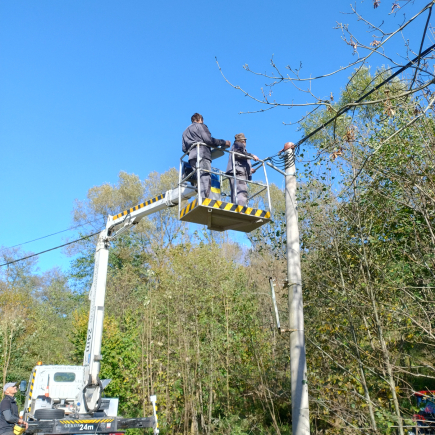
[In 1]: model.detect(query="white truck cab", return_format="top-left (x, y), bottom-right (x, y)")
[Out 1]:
top-left (25, 365), bottom-right (99, 417)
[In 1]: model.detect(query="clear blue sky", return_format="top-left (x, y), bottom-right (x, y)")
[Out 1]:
top-left (0, 0), bottom-right (427, 273)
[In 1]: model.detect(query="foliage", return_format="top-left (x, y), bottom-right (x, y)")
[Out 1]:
top-left (3, 67), bottom-right (435, 434)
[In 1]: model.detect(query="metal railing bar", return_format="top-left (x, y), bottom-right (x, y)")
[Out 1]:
top-left (247, 186), bottom-right (267, 202)
top-left (232, 147), bottom-right (237, 203)
top-left (179, 163), bottom-right (266, 186)
top-left (196, 143), bottom-right (202, 205)
top-left (187, 141), bottom-right (266, 163)
top-left (179, 170), bottom-right (198, 185)
top-left (220, 172), bottom-right (266, 185)
top-left (178, 157), bottom-right (182, 217)
top-left (266, 161), bottom-right (286, 176)
top-left (263, 161), bottom-right (272, 213)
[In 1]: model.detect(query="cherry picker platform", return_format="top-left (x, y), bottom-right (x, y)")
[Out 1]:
top-left (179, 198), bottom-right (270, 232)
top-left (107, 142), bottom-right (272, 234)
top-left (177, 142), bottom-right (272, 233)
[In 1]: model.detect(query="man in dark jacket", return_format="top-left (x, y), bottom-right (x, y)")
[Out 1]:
top-left (226, 133), bottom-right (259, 206)
top-left (182, 113), bottom-right (230, 200)
top-left (0, 383), bottom-right (27, 435)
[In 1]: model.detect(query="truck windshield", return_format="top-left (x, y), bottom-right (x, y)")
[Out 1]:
top-left (54, 373), bottom-right (75, 382)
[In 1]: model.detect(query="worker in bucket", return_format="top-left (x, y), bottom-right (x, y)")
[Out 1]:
top-left (0, 383), bottom-right (28, 435)
top-left (182, 113), bottom-right (230, 200)
top-left (226, 133), bottom-right (259, 206)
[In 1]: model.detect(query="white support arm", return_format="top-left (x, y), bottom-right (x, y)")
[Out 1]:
top-left (81, 185), bottom-right (195, 412)
top-left (106, 185), bottom-right (195, 239)
top-left (83, 230), bottom-right (109, 384)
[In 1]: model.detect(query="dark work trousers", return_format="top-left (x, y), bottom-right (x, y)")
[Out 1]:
top-left (229, 165), bottom-right (249, 206)
top-left (189, 157), bottom-right (212, 201)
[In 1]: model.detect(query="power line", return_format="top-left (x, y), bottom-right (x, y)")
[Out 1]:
top-left (294, 42), bottom-right (435, 151)
top-left (254, 42), bottom-right (435, 170)
top-left (0, 231), bottom-right (101, 268)
top-left (0, 219), bottom-right (102, 253)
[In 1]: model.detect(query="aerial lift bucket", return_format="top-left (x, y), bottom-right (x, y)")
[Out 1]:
top-left (179, 197), bottom-right (271, 232)
top-left (178, 143), bottom-right (272, 233)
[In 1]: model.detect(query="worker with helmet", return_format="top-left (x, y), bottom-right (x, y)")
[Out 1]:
top-left (226, 133), bottom-right (259, 206)
top-left (182, 113), bottom-right (230, 200)
top-left (0, 383), bottom-right (28, 435)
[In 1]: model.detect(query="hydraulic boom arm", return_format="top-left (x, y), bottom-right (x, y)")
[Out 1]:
top-left (82, 185), bottom-right (195, 412)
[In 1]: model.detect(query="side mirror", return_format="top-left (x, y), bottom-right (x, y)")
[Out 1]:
top-left (19, 381), bottom-right (26, 393)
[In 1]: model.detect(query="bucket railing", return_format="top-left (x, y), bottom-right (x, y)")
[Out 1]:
top-left (178, 142), bottom-right (272, 219)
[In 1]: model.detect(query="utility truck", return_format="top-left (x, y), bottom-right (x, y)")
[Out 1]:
top-left (20, 144), bottom-right (271, 435)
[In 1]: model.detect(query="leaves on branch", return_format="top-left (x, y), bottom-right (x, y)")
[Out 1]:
top-left (330, 147), bottom-right (344, 161)
top-left (343, 126), bottom-right (357, 143)
top-left (391, 2), bottom-right (400, 13)
top-left (383, 89), bottom-right (396, 117)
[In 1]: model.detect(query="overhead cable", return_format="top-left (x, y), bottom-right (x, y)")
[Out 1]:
top-left (254, 42), bottom-right (435, 170)
top-left (293, 42), bottom-right (435, 151)
top-left (0, 219), bottom-right (102, 253)
top-left (0, 231), bottom-right (101, 268)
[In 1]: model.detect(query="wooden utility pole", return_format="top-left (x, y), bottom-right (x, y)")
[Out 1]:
top-left (284, 148), bottom-right (310, 435)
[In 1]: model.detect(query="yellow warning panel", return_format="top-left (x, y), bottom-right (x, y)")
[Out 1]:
top-left (179, 198), bottom-right (270, 233)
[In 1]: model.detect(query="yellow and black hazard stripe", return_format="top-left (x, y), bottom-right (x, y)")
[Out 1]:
top-left (27, 370), bottom-right (36, 412)
top-left (59, 419), bottom-right (115, 424)
top-left (113, 194), bottom-right (165, 221)
top-left (180, 198), bottom-right (271, 219)
top-left (179, 199), bottom-right (198, 218)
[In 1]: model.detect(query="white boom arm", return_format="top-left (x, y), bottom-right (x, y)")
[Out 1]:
top-left (82, 185), bottom-right (195, 412)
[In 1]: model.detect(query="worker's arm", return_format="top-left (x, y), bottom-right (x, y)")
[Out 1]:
top-left (232, 142), bottom-right (258, 161)
top-left (0, 400), bottom-right (18, 425)
top-left (200, 124), bottom-right (229, 148)
top-left (0, 401), bottom-right (27, 429)
top-left (1, 408), bottom-right (27, 428)
top-left (2, 409), bottom-right (18, 424)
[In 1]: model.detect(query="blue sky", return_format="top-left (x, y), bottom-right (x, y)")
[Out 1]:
top-left (0, 0), bottom-right (427, 273)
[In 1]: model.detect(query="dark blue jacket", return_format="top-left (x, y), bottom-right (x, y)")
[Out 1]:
top-left (0, 395), bottom-right (19, 434)
top-left (182, 123), bottom-right (227, 161)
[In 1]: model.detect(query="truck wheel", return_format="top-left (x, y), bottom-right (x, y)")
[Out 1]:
top-left (34, 409), bottom-right (65, 420)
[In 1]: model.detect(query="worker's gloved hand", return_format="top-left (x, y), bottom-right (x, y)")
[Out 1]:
top-left (18, 419), bottom-right (28, 430)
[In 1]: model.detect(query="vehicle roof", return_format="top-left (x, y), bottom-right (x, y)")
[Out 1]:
top-left (414, 390), bottom-right (435, 397)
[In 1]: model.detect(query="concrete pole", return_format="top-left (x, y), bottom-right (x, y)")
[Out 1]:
top-left (284, 148), bottom-right (310, 435)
